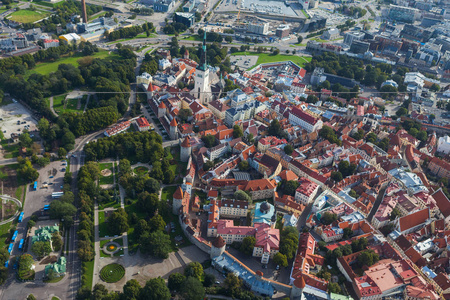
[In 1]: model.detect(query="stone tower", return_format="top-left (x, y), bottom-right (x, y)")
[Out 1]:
top-left (290, 276), bottom-right (305, 300)
top-left (172, 186), bottom-right (184, 215)
top-left (184, 49), bottom-right (189, 59)
top-left (210, 236), bottom-right (226, 259)
top-left (193, 30), bottom-right (211, 104)
top-left (169, 118), bottom-right (178, 140)
top-left (180, 136), bottom-right (192, 162)
top-left (157, 101), bottom-right (166, 118)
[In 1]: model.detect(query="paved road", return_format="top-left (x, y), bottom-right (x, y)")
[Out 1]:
top-left (0, 158), bottom-right (18, 166)
top-left (367, 182), bottom-right (389, 223)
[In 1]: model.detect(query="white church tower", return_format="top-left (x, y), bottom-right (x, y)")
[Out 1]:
top-left (194, 30), bottom-right (211, 104)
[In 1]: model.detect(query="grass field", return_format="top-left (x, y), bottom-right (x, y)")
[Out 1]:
top-left (7, 9), bottom-right (50, 23)
top-left (33, 0), bottom-right (63, 8)
top-left (26, 51), bottom-right (117, 78)
top-left (99, 163), bottom-right (114, 185)
top-left (89, 11), bottom-right (107, 21)
top-left (98, 211), bottom-right (113, 238)
top-left (83, 260), bottom-right (94, 290)
top-left (52, 95), bottom-right (66, 114)
top-left (231, 52), bottom-right (312, 69)
top-left (161, 186), bottom-right (177, 203)
top-left (0, 221), bottom-right (13, 249)
top-left (0, 139), bottom-right (19, 159)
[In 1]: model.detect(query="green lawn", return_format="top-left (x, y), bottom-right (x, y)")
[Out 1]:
top-left (230, 52), bottom-right (312, 69)
top-left (101, 237), bottom-right (124, 257)
top-left (0, 221), bottom-right (13, 249)
top-left (33, 0), bottom-right (63, 8)
top-left (301, 9), bottom-right (309, 18)
top-left (89, 11), bottom-right (107, 21)
top-left (52, 94), bottom-right (66, 114)
top-left (98, 211), bottom-right (113, 238)
top-left (99, 163), bottom-right (114, 185)
top-left (26, 51), bottom-right (117, 78)
top-left (83, 260), bottom-right (94, 290)
top-left (183, 35), bottom-right (202, 41)
top-left (161, 186), bottom-right (177, 203)
top-left (99, 199), bottom-right (121, 210)
top-left (0, 140), bottom-right (19, 158)
top-left (7, 9), bottom-right (50, 23)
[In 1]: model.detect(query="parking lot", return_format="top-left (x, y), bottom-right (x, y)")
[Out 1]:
top-left (0, 101), bottom-right (38, 140)
top-left (230, 55), bottom-right (259, 70)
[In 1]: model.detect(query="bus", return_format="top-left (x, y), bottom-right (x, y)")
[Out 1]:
top-left (18, 212), bottom-right (24, 223)
top-left (33, 181), bottom-right (37, 190)
top-left (43, 205), bottom-right (50, 211)
top-left (18, 239), bottom-right (24, 250)
top-left (7, 243), bottom-right (13, 254)
top-left (4, 261), bottom-right (8, 268)
top-left (11, 230), bottom-right (18, 242)
top-left (52, 192), bottom-right (64, 199)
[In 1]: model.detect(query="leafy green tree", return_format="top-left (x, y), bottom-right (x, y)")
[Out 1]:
top-left (0, 248), bottom-right (9, 266)
top-left (49, 200), bottom-right (76, 220)
top-left (139, 277), bottom-right (170, 300)
top-left (19, 132), bottom-right (33, 148)
top-left (396, 107), bottom-right (408, 117)
top-left (283, 180), bottom-right (299, 196)
top-left (224, 273), bottom-right (242, 297)
top-left (321, 212), bottom-right (338, 225)
top-left (268, 119), bottom-right (281, 137)
top-left (140, 230), bottom-right (171, 259)
top-left (122, 279), bottom-right (141, 300)
top-left (27, 294), bottom-right (37, 300)
top-left (234, 190), bottom-right (252, 203)
top-left (233, 125), bottom-right (243, 138)
top-left (328, 282), bottom-right (341, 294)
top-left (203, 160), bottom-right (215, 171)
top-left (77, 240), bottom-right (95, 261)
top-left (238, 161), bottom-right (249, 171)
top-left (119, 159), bottom-right (132, 177)
top-left (180, 276), bottom-right (205, 300)
top-left (108, 208), bottom-right (129, 235)
top-left (184, 262), bottom-right (203, 280)
top-left (389, 208), bottom-right (401, 221)
top-left (149, 214), bottom-right (166, 232)
top-left (19, 254), bottom-right (34, 274)
top-left (137, 192), bottom-right (159, 216)
top-left (168, 272), bottom-right (186, 291)
top-left (201, 134), bottom-right (216, 148)
top-left (280, 227), bottom-right (299, 260)
top-left (51, 232), bottom-right (63, 251)
top-left (178, 109), bottom-right (192, 123)
top-left (163, 169), bottom-right (175, 184)
top-left (203, 273), bottom-right (216, 287)
top-left (297, 36), bottom-right (303, 44)
top-left (357, 250), bottom-right (379, 267)
top-left (273, 252), bottom-right (288, 267)
top-left (430, 83), bottom-right (440, 92)
top-left (240, 236), bottom-right (256, 255)
top-left (349, 189), bottom-right (358, 198)
top-left (331, 171), bottom-right (343, 182)
top-left (284, 145), bottom-right (294, 155)
top-left (343, 227), bottom-right (353, 239)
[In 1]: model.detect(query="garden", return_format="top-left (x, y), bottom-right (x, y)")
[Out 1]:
top-left (100, 263), bottom-right (125, 283)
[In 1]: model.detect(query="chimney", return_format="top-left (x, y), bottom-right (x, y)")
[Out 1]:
top-left (81, 0), bottom-right (88, 24)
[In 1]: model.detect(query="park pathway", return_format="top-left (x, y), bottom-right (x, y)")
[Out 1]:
top-left (93, 200), bottom-right (100, 288)
top-left (49, 96), bottom-right (58, 117)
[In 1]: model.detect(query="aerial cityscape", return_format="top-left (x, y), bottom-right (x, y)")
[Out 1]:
top-left (0, 0), bottom-right (449, 298)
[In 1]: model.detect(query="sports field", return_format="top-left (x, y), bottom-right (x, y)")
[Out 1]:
top-left (7, 9), bottom-right (50, 23)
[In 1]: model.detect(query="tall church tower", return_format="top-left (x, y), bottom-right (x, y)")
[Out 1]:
top-left (194, 30), bottom-right (211, 104)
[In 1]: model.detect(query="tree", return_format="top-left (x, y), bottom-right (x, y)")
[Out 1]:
top-left (108, 208), bottom-right (129, 235)
top-left (396, 107), bottom-right (408, 117)
top-left (430, 83), bottom-right (440, 92)
top-left (280, 227), bottom-right (299, 260)
top-left (119, 159), bottom-right (132, 176)
top-left (328, 282), bottom-right (341, 294)
top-left (349, 189), bottom-right (358, 198)
top-left (283, 180), bottom-right (300, 196)
top-left (31, 241), bottom-right (52, 258)
top-left (137, 192), bottom-right (159, 216)
top-left (51, 232), bottom-right (63, 251)
top-left (77, 240), bottom-right (95, 261)
top-left (168, 272), bottom-right (186, 291)
top-left (238, 161), bottom-right (249, 171)
top-left (58, 147), bottom-right (67, 158)
top-left (201, 134), bottom-right (216, 148)
top-left (203, 273), bottom-right (216, 287)
top-left (184, 262), bottom-right (203, 280)
top-left (357, 250), bottom-right (379, 267)
top-left (149, 214), bottom-right (166, 232)
top-left (343, 227), bottom-right (353, 239)
top-left (140, 230), bottom-right (171, 259)
top-left (19, 254), bottom-right (34, 274)
top-left (380, 85), bottom-right (397, 99)
top-left (273, 252), bottom-right (288, 267)
top-left (180, 276), bottom-right (205, 300)
top-left (163, 169), bottom-right (175, 184)
top-left (19, 132), bottom-right (33, 148)
top-left (331, 171), bottom-right (343, 182)
top-left (234, 190), bottom-right (252, 203)
top-left (389, 207), bottom-right (401, 221)
top-left (203, 160), bottom-right (215, 171)
top-left (232, 125), bottom-right (243, 138)
top-left (178, 109), bottom-right (192, 123)
top-left (284, 144), bottom-right (294, 155)
top-left (297, 36), bottom-right (303, 44)
top-left (122, 279), bottom-right (141, 300)
top-left (240, 236), bottom-right (256, 255)
top-left (92, 284), bottom-right (109, 299)
top-left (139, 277), bottom-right (171, 300)
top-left (27, 295), bottom-right (37, 300)
top-left (268, 119), bottom-right (282, 137)
top-left (224, 273), bottom-right (242, 297)
top-left (321, 212), bottom-right (338, 225)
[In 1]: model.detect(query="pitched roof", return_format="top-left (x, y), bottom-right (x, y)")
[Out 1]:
top-left (158, 102), bottom-right (166, 109)
top-left (170, 118), bottom-right (178, 127)
top-left (279, 170), bottom-right (298, 182)
top-left (431, 188), bottom-right (450, 218)
top-left (181, 136), bottom-right (191, 148)
top-left (173, 186), bottom-right (184, 200)
top-left (241, 179), bottom-right (276, 192)
top-left (398, 208), bottom-right (429, 232)
top-left (290, 107), bottom-right (319, 125)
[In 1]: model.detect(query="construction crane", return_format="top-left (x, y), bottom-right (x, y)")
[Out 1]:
top-left (237, 8), bottom-right (241, 23)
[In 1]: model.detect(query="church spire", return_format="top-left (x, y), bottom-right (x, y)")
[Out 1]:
top-left (200, 29), bottom-right (207, 71)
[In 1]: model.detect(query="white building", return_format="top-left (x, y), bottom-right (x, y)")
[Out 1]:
top-left (194, 32), bottom-right (211, 103)
top-left (159, 58), bottom-right (171, 70)
top-left (294, 178), bottom-right (319, 205)
top-left (437, 136), bottom-right (450, 154)
top-left (322, 28), bottom-right (340, 40)
top-left (289, 107), bottom-right (323, 133)
top-left (247, 22), bottom-right (269, 35)
top-left (136, 72), bottom-right (153, 85)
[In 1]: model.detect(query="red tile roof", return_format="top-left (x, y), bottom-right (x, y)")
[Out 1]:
top-left (291, 107), bottom-right (319, 125)
top-left (431, 189), bottom-right (450, 218)
top-left (398, 208), bottom-right (429, 232)
top-left (173, 186), bottom-right (184, 200)
top-left (181, 136), bottom-right (191, 148)
top-left (136, 117), bottom-right (150, 128)
top-left (170, 118), bottom-right (178, 127)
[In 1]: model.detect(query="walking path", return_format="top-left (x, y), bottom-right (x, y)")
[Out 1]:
top-left (49, 96), bottom-right (58, 117)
